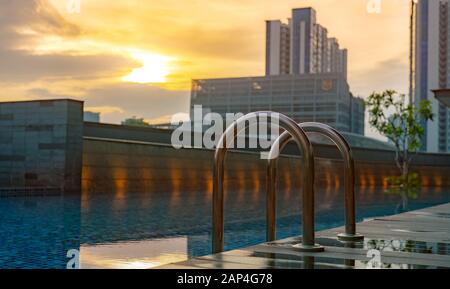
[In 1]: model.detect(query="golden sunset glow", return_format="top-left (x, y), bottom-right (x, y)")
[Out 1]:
top-left (1, 0), bottom-right (412, 131)
top-left (122, 52), bottom-right (173, 84)
top-left (79, 238), bottom-right (188, 269)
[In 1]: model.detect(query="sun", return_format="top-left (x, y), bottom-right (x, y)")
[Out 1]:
top-left (122, 52), bottom-right (172, 83)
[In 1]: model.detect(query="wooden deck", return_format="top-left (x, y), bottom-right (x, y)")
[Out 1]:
top-left (159, 203), bottom-right (450, 269)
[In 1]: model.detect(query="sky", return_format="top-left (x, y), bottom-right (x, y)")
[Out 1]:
top-left (0, 0), bottom-right (413, 138)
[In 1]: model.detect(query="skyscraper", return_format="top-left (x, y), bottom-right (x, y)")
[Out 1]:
top-left (266, 20), bottom-right (291, 75)
top-left (415, 0), bottom-right (450, 152)
top-left (290, 8), bottom-right (317, 74)
top-left (265, 8), bottom-right (347, 77)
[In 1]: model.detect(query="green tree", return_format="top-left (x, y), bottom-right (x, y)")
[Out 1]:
top-left (366, 90), bottom-right (434, 210)
top-left (122, 116), bottom-right (150, 127)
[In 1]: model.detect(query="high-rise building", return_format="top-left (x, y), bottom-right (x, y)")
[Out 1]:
top-left (290, 8), bottom-right (317, 74)
top-left (415, 0), bottom-right (450, 152)
top-left (266, 8), bottom-right (347, 77)
top-left (266, 20), bottom-right (291, 75)
top-left (315, 24), bottom-right (329, 73)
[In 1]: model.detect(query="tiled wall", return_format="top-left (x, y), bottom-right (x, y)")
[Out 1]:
top-left (0, 100), bottom-right (83, 195)
top-left (82, 138), bottom-right (450, 195)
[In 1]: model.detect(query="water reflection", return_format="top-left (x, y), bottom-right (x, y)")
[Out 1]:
top-left (266, 236), bottom-right (450, 269)
top-left (78, 186), bottom-right (449, 266)
top-left (80, 237), bottom-right (188, 269)
top-left (0, 195), bottom-right (81, 269)
top-left (1, 186), bottom-right (449, 268)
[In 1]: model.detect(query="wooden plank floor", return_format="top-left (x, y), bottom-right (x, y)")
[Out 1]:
top-left (158, 203), bottom-right (450, 269)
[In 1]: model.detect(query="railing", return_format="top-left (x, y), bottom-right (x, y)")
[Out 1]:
top-left (212, 112), bottom-right (323, 253)
top-left (212, 112), bottom-right (362, 254)
top-left (267, 122), bottom-right (363, 242)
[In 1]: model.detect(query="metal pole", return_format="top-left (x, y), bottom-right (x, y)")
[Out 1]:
top-left (212, 112), bottom-right (323, 254)
top-left (409, 0), bottom-right (417, 106)
top-left (266, 156), bottom-right (277, 242)
top-left (267, 122), bottom-right (363, 243)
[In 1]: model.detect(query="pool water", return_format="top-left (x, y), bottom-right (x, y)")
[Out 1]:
top-left (0, 187), bottom-right (449, 269)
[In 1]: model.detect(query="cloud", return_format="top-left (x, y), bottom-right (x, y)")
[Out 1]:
top-left (84, 106), bottom-right (125, 115)
top-left (63, 0), bottom-right (263, 60)
top-left (145, 113), bottom-right (189, 125)
top-left (28, 87), bottom-right (71, 98)
top-left (0, 0), bottom-right (137, 83)
top-left (0, 0), bottom-right (81, 48)
top-left (349, 57), bottom-right (408, 97)
top-left (26, 84), bottom-right (189, 124)
top-left (83, 83), bottom-right (190, 124)
top-left (0, 49), bottom-right (136, 83)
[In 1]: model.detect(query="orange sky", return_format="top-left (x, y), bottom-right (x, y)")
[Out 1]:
top-left (0, 0), bottom-right (413, 137)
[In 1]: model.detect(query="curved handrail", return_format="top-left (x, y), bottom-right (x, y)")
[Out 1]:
top-left (213, 112), bottom-right (324, 253)
top-left (267, 122), bottom-right (364, 242)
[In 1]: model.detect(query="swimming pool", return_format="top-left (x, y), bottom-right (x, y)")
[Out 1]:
top-left (0, 187), bottom-right (449, 268)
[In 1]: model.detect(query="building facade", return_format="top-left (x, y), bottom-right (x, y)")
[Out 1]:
top-left (84, 111), bottom-right (100, 123)
top-left (191, 73), bottom-right (365, 134)
top-left (266, 20), bottom-right (291, 75)
top-left (350, 94), bottom-right (365, 135)
top-left (415, 0), bottom-right (450, 152)
top-left (0, 99), bottom-right (83, 195)
top-left (266, 8), bottom-right (347, 77)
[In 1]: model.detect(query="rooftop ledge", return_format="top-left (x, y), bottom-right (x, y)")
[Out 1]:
top-left (432, 89), bottom-right (450, 107)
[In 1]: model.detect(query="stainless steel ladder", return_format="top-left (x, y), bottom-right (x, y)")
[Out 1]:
top-left (267, 122), bottom-right (364, 243)
top-left (212, 112), bottom-right (323, 254)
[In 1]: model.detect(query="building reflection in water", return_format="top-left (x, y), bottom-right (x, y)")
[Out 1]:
top-left (80, 237), bottom-right (188, 269)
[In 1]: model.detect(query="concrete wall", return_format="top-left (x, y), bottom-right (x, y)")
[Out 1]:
top-left (83, 119), bottom-right (450, 192)
top-left (0, 99), bottom-right (83, 195)
top-left (82, 137), bottom-right (450, 195)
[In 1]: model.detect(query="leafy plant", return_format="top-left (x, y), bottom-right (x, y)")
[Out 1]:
top-left (366, 90), bottom-right (434, 210)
